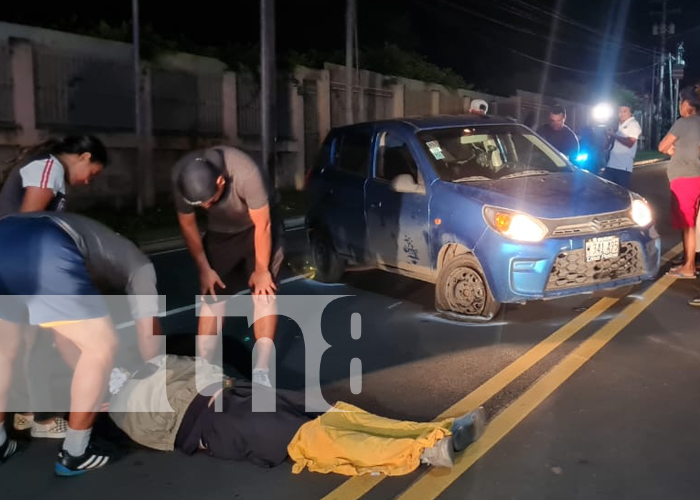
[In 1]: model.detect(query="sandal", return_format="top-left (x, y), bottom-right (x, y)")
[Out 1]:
top-left (665, 269), bottom-right (696, 279)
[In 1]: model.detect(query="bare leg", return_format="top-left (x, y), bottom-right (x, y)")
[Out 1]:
top-left (51, 317), bottom-right (118, 431)
top-left (197, 301), bottom-right (225, 362)
top-left (678, 227), bottom-right (697, 276)
top-left (252, 295), bottom-right (277, 371)
top-left (0, 320), bottom-right (21, 426)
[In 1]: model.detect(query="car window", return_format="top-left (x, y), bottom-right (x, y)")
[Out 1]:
top-left (334, 129), bottom-right (373, 176)
top-left (375, 132), bottom-right (422, 184)
top-left (416, 124), bottom-right (572, 183)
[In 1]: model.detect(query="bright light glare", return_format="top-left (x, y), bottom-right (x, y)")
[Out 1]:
top-left (575, 152), bottom-right (589, 162)
top-left (592, 103), bottom-right (613, 123)
top-left (631, 199), bottom-right (652, 227)
top-left (503, 214), bottom-right (548, 242)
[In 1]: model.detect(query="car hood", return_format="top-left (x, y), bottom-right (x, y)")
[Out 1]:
top-left (440, 170), bottom-right (633, 218)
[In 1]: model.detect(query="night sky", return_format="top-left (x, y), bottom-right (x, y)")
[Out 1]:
top-left (5, 0), bottom-right (700, 97)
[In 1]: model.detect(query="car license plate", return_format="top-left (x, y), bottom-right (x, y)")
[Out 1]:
top-left (585, 235), bottom-right (620, 262)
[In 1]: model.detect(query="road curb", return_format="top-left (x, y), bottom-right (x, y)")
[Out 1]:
top-left (634, 158), bottom-right (669, 168)
top-left (139, 216), bottom-right (308, 254)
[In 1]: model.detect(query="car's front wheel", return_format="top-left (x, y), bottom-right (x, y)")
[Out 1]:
top-left (309, 228), bottom-right (345, 283)
top-left (435, 254), bottom-right (501, 321)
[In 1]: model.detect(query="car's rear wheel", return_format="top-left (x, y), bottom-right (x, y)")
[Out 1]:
top-left (435, 254), bottom-right (500, 320)
top-left (309, 228), bottom-right (345, 283)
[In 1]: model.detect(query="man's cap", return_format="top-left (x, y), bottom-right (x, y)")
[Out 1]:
top-left (177, 157), bottom-right (221, 206)
top-left (470, 99), bottom-right (488, 113)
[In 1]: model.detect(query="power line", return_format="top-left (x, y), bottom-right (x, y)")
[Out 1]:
top-left (510, 0), bottom-right (657, 56)
top-left (415, 0), bottom-right (657, 77)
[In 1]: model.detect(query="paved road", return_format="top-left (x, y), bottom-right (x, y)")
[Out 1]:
top-left (4, 162), bottom-right (700, 500)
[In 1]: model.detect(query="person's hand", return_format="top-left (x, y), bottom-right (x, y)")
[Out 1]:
top-left (249, 269), bottom-right (277, 303)
top-left (199, 266), bottom-right (225, 301)
top-left (668, 144), bottom-right (676, 156)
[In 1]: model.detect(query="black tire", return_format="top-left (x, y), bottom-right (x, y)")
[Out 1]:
top-left (435, 254), bottom-right (501, 321)
top-left (309, 228), bottom-right (345, 283)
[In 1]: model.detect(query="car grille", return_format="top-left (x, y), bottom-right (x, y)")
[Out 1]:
top-left (549, 214), bottom-right (635, 237)
top-left (545, 242), bottom-right (646, 291)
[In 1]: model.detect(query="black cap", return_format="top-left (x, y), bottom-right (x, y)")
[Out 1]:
top-left (177, 157), bottom-right (221, 206)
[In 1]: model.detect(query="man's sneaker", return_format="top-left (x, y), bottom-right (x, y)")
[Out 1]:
top-left (451, 406), bottom-right (486, 453)
top-left (13, 413), bottom-right (34, 431)
top-left (0, 438), bottom-right (19, 465)
top-left (31, 417), bottom-right (68, 439)
top-left (252, 368), bottom-right (272, 388)
top-left (55, 445), bottom-right (111, 477)
top-left (420, 436), bottom-right (455, 468)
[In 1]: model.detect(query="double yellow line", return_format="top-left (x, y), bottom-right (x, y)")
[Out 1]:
top-left (321, 243), bottom-right (681, 500)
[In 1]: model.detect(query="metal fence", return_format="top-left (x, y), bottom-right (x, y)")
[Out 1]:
top-left (0, 45), bottom-right (13, 125)
top-left (33, 46), bottom-right (135, 130)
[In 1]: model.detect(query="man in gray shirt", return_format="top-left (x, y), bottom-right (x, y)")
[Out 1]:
top-left (171, 145), bottom-right (284, 388)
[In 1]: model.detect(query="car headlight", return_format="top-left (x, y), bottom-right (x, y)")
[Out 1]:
top-left (630, 195), bottom-right (653, 227)
top-left (483, 207), bottom-right (549, 242)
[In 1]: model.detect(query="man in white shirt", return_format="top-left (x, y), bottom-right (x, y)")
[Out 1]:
top-left (601, 105), bottom-right (642, 188)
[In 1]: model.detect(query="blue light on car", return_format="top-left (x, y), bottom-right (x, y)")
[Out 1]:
top-left (575, 152), bottom-right (589, 163)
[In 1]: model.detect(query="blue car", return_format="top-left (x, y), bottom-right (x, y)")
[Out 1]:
top-left (305, 114), bottom-right (661, 321)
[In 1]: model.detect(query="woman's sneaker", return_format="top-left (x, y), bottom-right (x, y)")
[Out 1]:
top-left (31, 417), bottom-right (68, 439)
top-left (13, 413), bottom-right (34, 431)
top-left (0, 438), bottom-right (19, 465)
top-left (55, 445), bottom-right (111, 477)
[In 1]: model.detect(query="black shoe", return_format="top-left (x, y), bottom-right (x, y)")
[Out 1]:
top-left (451, 406), bottom-right (486, 452)
top-left (0, 438), bottom-right (19, 465)
top-left (55, 445), bottom-right (111, 477)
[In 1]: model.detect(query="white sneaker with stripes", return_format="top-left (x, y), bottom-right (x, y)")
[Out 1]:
top-left (0, 438), bottom-right (19, 465)
top-left (55, 445), bottom-right (111, 476)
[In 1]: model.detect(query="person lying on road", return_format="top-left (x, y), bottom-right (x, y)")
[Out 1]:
top-left (108, 354), bottom-right (487, 476)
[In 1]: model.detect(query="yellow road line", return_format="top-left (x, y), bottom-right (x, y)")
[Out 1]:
top-left (394, 244), bottom-right (680, 500)
top-left (321, 242), bottom-right (679, 500)
top-left (321, 299), bottom-right (617, 499)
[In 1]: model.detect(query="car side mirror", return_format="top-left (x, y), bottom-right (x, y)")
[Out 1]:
top-left (391, 173), bottom-right (425, 194)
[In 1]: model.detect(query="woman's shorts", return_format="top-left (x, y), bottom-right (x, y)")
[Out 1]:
top-left (0, 215), bottom-right (108, 327)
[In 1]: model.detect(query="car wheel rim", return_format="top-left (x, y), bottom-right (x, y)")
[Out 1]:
top-left (445, 267), bottom-right (486, 315)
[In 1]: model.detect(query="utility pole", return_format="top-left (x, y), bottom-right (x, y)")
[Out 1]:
top-left (132, 0), bottom-right (143, 215)
top-left (261, 0), bottom-right (276, 190)
top-left (651, 0), bottom-right (679, 143)
top-left (671, 42), bottom-right (686, 119)
top-left (345, 0), bottom-right (356, 125)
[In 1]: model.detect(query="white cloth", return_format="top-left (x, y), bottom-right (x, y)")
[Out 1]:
top-left (607, 117), bottom-right (642, 172)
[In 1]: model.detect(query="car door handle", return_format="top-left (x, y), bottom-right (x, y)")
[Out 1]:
top-left (370, 202), bottom-right (382, 208)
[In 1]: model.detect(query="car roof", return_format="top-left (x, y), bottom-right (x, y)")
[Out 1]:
top-left (329, 114), bottom-right (520, 134)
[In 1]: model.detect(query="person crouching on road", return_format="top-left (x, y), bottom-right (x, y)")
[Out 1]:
top-left (0, 211), bottom-right (164, 475)
top-left (171, 146), bottom-right (285, 388)
top-left (108, 354), bottom-right (487, 475)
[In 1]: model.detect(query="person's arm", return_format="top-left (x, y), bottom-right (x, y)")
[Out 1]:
top-left (247, 204), bottom-right (276, 296)
top-left (18, 158), bottom-right (63, 211)
top-left (20, 187), bottom-right (56, 212)
top-left (615, 135), bottom-right (638, 149)
top-left (658, 133), bottom-right (677, 155)
top-left (126, 263), bottom-right (164, 362)
top-left (177, 212), bottom-right (224, 298)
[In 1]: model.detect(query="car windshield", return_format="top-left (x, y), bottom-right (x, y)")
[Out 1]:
top-left (416, 124), bottom-right (573, 182)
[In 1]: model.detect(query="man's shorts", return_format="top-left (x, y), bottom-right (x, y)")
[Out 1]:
top-left (670, 176), bottom-right (700, 230)
top-left (0, 215), bottom-right (108, 327)
top-left (203, 222), bottom-right (285, 301)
